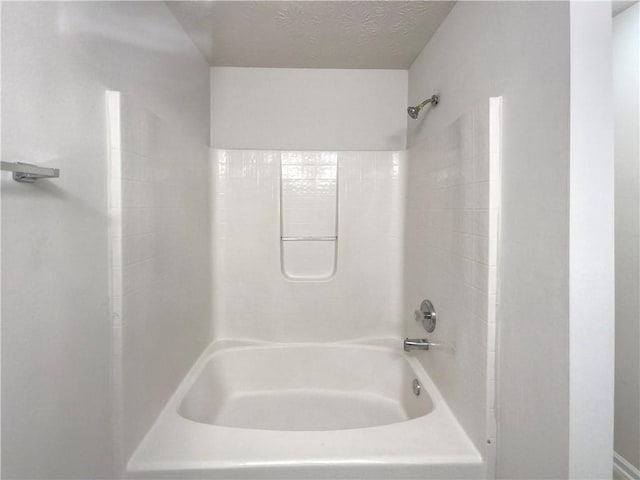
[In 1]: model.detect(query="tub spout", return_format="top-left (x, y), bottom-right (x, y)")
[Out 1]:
top-left (404, 338), bottom-right (431, 352)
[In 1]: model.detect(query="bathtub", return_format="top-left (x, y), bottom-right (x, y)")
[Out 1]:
top-left (127, 339), bottom-right (483, 479)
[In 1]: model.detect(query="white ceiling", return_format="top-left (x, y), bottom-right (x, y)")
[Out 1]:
top-left (166, 1), bottom-right (456, 69)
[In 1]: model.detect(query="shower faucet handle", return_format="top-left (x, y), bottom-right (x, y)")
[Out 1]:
top-left (415, 299), bottom-right (437, 333)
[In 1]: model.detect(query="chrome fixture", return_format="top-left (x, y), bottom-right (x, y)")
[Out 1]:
top-left (405, 299), bottom-right (438, 352)
top-left (407, 94), bottom-right (439, 119)
top-left (412, 379), bottom-right (422, 396)
top-left (404, 338), bottom-right (432, 352)
top-left (415, 299), bottom-right (437, 333)
top-left (1, 161), bottom-right (60, 183)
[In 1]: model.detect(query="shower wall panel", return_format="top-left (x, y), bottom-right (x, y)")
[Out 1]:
top-left (108, 93), bottom-right (211, 469)
top-left (211, 150), bottom-right (404, 342)
top-left (403, 99), bottom-right (499, 470)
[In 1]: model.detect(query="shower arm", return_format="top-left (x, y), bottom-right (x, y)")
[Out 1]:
top-left (415, 95), bottom-right (439, 111)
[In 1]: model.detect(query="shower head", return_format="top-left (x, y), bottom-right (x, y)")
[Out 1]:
top-left (407, 106), bottom-right (421, 119)
top-left (407, 94), bottom-right (439, 119)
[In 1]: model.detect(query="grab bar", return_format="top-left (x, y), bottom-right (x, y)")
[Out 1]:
top-left (281, 236), bottom-right (337, 242)
top-left (1, 161), bottom-right (60, 183)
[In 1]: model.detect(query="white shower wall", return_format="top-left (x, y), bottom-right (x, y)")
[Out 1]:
top-left (107, 93), bottom-right (211, 470)
top-left (211, 149), bottom-right (404, 342)
top-left (403, 99), bottom-right (500, 470)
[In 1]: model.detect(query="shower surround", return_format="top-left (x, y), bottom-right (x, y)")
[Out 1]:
top-left (124, 96), bottom-right (499, 478)
top-left (100, 54), bottom-right (500, 478)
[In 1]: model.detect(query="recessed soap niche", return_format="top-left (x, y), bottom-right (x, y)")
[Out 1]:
top-left (280, 152), bottom-right (338, 280)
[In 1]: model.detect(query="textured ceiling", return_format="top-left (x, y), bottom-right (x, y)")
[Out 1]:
top-left (166, 1), bottom-right (455, 69)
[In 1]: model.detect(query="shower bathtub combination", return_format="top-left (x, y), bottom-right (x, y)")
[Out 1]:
top-left (108, 89), bottom-right (501, 480)
top-left (128, 339), bottom-right (483, 479)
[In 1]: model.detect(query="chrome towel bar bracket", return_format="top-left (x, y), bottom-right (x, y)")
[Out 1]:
top-left (1, 161), bottom-right (60, 183)
top-left (281, 236), bottom-right (337, 242)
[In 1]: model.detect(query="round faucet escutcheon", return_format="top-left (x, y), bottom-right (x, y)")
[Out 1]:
top-left (417, 299), bottom-right (436, 333)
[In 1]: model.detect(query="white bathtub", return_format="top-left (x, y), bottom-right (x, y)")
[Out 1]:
top-left (127, 339), bottom-right (483, 479)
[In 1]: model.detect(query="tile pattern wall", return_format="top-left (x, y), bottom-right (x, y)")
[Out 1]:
top-left (281, 152), bottom-right (338, 279)
top-left (212, 150), bottom-right (404, 342)
top-left (107, 92), bottom-right (211, 469)
top-left (281, 152), bottom-right (338, 237)
top-left (403, 99), bottom-right (499, 470)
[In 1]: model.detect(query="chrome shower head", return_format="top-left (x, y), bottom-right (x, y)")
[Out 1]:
top-left (407, 94), bottom-right (439, 120)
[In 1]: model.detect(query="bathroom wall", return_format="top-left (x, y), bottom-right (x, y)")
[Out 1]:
top-left (567, 4), bottom-right (614, 476)
top-left (407, 2), bottom-right (572, 477)
top-left (210, 67), bottom-right (408, 150)
top-left (1, 2), bottom-right (209, 478)
top-left (403, 98), bottom-right (500, 470)
top-left (613, 2), bottom-right (640, 473)
top-left (107, 93), bottom-right (211, 470)
top-left (212, 149), bottom-right (404, 341)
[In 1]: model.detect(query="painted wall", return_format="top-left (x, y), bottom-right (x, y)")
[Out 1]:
top-left (211, 149), bottom-right (404, 342)
top-left (210, 67), bottom-right (408, 151)
top-left (407, 2), bottom-right (572, 477)
top-left (403, 98), bottom-right (500, 473)
top-left (1, 2), bottom-right (209, 478)
top-left (614, 2), bottom-right (640, 472)
top-left (107, 93), bottom-right (211, 471)
top-left (568, 3), bottom-right (614, 477)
